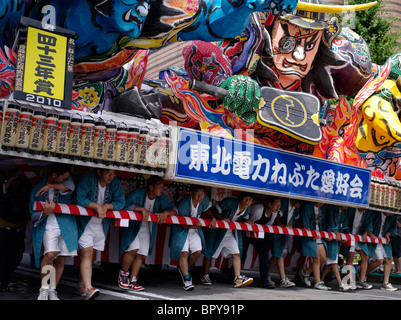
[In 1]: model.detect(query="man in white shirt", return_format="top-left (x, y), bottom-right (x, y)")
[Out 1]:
top-left (267, 198), bottom-right (302, 288)
top-left (30, 164), bottom-right (76, 300)
top-left (366, 211), bottom-right (398, 291)
top-left (119, 176), bottom-right (177, 291)
top-left (170, 185), bottom-right (212, 290)
top-left (342, 208), bottom-right (374, 290)
top-left (75, 169), bottom-right (125, 300)
top-left (202, 192), bottom-right (255, 288)
top-left (244, 196), bottom-right (282, 288)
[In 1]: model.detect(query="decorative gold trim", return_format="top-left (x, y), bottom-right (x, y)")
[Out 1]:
top-left (295, 1), bottom-right (377, 13)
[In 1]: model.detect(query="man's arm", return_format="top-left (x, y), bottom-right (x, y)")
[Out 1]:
top-left (201, 206), bottom-right (222, 228)
top-left (35, 176), bottom-right (75, 196)
top-left (86, 202), bottom-right (107, 219)
top-left (157, 208), bottom-right (178, 224)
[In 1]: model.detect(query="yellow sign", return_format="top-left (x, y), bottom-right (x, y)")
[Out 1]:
top-left (23, 26), bottom-right (67, 101)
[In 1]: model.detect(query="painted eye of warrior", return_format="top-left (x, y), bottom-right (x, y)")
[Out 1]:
top-left (275, 23), bottom-right (319, 55)
top-left (136, 1), bottom-right (149, 17)
top-left (304, 40), bottom-right (317, 51)
top-left (278, 36), bottom-right (296, 54)
top-left (120, 0), bottom-right (149, 19)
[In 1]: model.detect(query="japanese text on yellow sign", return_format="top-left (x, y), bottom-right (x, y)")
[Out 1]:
top-left (23, 26), bottom-right (67, 101)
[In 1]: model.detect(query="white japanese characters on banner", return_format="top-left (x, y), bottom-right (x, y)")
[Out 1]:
top-left (174, 128), bottom-right (371, 207)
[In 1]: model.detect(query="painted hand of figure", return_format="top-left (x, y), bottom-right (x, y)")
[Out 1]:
top-left (218, 75), bottom-right (261, 125)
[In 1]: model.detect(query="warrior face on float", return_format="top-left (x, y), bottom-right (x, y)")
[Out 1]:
top-left (33, 0), bottom-right (151, 60)
top-left (271, 20), bottom-right (322, 87)
top-left (355, 53), bottom-right (401, 171)
top-left (263, 0), bottom-right (345, 99)
top-left (108, 0), bottom-right (149, 37)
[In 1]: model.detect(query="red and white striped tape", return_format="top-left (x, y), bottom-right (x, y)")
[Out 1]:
top-left (33, 201), bottom-right (388, 245)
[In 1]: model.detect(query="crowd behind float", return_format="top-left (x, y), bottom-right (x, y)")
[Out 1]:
top-left (1, 161), bottom-right (401, 300)
top-left (0, 0), bottom-right (399, 301)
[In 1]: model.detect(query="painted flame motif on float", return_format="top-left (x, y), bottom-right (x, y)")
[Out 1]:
top-left (313, 58), bottom-right (394, 170)
top-left (346, 58), bottom-right (392, 168)
top-left (313, 96), bottom-right (352, 160)
top-left (0, 46), bottom-right (16, 97)
top-left (165, 72), bottom-right (236, 139)
top-left (165, 71), bottom-right (272, 143)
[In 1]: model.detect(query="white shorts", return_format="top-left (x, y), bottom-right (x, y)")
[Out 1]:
top-left (181, 229), bottom-right (202, 254)
top-left (373, 244), bottom-right (388, 260)
top-left (349, 240), bottom-right (362, 253)
top-left (125, 223), bottom-right (151, 256)
top-left (326, 257), bottom-right (338, 265)
top-left (78, 218), bottom-right (106, 251)
top-left (283, 235), bottom-right (294, 254)
top-left (212, 230), bottom-right (240, 259)
top-left (43, 227), bottom-right (77, 257)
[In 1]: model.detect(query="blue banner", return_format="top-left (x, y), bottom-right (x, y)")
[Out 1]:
top-left (174, 128), bottom-right (371, 207)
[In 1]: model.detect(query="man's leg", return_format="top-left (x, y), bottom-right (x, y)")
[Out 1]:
top-left (79, 247), bottom-right (94, 291)
top-left (179, 251), bottom-right (190, 276)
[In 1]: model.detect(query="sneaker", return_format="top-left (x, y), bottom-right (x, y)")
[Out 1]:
top-left (118, 270), bottom-right (130, 290)
top-left (262, 282), bottom-right (275, 289)
top-left (339, 283), bottom-right (351, 292)
top-left (357, 281), bottom-right (373, 290)
top-left (37, 287), bottom-right (49, 300)
top-left (349, 281), bottom-right (357, 290)
top-left (48, 289), bottom-right (60, 300)
top-left (267, 276), bottom-right (276, 287)
top-left (74, 283), bottom-right (85, 296)
top-left (381, 283), bottom-right (398, 292)
top-left (85, 286), bottom-right (100, 300)
top-left (129, 279), bottom-right (145, 291)
top-left (314, 281), bottom-right (329, 290)
top-left (300, 269), bottom-right (311, 287)
top-left (280, 278), bottom-right (295, 288)
top-left (201, 273), bottom-right (212, 286)
top-left (182, 274), bottom-right (194, 291)
top-left (233, 275), bottom-right (253, 288)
